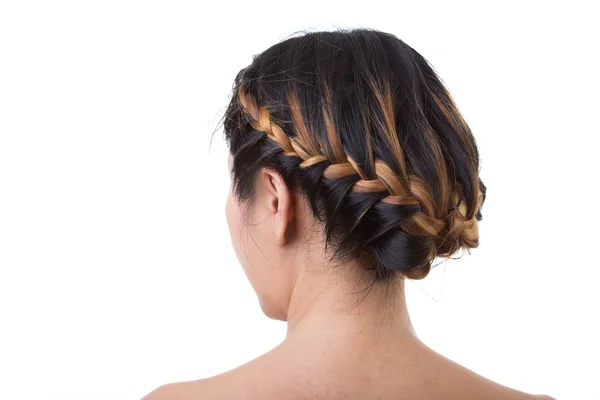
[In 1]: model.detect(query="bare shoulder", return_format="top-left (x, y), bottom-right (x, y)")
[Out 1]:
top-left (141, 375), bottom-right (245, 400)
top-left (141, 348), bottom-right (287, 400)
top-left (141, 342), bottom-right (555, 400)
top-left (141, 374), bottom-right (555, 400)
top-left (400, 341), bottom-right (555, 400)
top-left (141, 373), bottom-right (256, 400)
top-left (142, 381), bottom-right (197, 400)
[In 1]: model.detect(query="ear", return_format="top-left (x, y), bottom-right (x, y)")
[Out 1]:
top-left (259, 168), bottom-right (294, 247)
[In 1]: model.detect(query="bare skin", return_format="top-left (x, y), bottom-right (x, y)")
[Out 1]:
top-left (143, 167), bottom-right (553, 400)
top-left (143, 279), bottom-right (552, 400)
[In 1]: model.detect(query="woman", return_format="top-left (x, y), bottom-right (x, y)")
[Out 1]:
top-left (145, 28), bottom-right (553, 399)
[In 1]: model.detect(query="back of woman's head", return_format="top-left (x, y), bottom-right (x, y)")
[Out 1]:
top-left (223, 28), bottom-right (486, 282)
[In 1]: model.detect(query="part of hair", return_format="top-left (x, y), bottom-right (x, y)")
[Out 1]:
top-left (222, 28), bottom-right (486, 281)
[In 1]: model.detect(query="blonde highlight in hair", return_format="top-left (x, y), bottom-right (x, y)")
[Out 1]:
top-left (224, 29), bottom-right (486, 281)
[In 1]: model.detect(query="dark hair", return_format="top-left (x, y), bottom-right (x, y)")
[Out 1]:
top-left (222, 28), bottom-right (486, 281)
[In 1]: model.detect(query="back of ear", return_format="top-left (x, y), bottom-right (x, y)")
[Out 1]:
top-left (259, 168), bottom-right (294, 247)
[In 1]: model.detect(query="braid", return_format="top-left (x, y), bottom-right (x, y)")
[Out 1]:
top-left (223, 30), bottom-right (487, 282)
top-left (238, 84), bottom-right (479, 254)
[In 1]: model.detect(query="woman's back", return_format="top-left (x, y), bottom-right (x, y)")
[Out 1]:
top-left (145, 328), bottom-right (552, 399)
top-left (145, 278), bottom-right (551, 400)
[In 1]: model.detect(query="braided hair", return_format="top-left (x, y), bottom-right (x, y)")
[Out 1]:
top-left (223, 29), bottom-right (486, 281)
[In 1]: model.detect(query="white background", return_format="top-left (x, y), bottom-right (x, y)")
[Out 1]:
top-left (1, 1), bottom-right (598, 399)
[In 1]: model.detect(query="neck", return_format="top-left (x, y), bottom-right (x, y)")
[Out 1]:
top-left (283, 260), bottom-right (417, 345)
